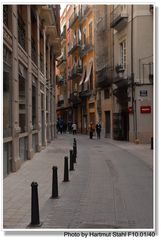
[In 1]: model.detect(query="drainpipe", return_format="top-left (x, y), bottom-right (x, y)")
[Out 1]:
top-left (131, 5), bottom-right (137, 141)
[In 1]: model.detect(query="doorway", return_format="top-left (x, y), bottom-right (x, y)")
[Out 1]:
top-left (105, 111), bottom-right (111, 138)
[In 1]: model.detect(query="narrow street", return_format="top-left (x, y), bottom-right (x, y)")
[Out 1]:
top-left (3, 134), bottom-right (153, 229)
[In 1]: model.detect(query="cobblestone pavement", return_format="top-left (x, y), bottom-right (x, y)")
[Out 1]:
top-left (3, 134), bottom-right (153, 230)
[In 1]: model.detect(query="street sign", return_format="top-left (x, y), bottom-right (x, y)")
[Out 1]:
top-left (128, 106), bottom-right (133, 113)
top-left (140, 106), bottom-right (151, 113)
top-left (140, 90), bottom-right (148, 97)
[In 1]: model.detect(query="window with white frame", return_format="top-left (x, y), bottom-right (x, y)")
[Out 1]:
top-left (120, 40), bottom-right (126, 69)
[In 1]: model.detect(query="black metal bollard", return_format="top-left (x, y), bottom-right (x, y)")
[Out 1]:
top-left (75, 141), bottom-right (77, 157)
top-left (29, 182), bottom-right (42, 227)
top-left (51, 166), bottom-right (58, 198)
top-left (63, 156), bottom-right (69, 182)
top-left (151, 137), bottom-right (153, 150)
top-left (70, 149), bottom-right (74, 171)
top-left (73, 143), bottom-right (76, 163)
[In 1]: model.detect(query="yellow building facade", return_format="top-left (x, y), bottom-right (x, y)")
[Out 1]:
top-left (78, 5), bottom-right (96, 133)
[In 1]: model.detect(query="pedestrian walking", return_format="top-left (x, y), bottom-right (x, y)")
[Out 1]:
top-left (72, 123), bottom-right (77, 135)
top-left (56, 119), bottom-right (60, 134)
top-left (68, 120), bottom-right (72, 133)
top-left (59, 118), bottom-right (64, 134)
top-left (96, 122), bottom-right (102, 139)
top-left (89, 122), bottom-right (95, 139)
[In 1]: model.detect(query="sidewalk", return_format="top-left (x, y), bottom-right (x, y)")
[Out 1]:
top-left (3, 135), bottom-right (72, 229)
top-left (101, 138), bottom-right (153, 170)
top-left (3, 134), bottom-right (153, 229)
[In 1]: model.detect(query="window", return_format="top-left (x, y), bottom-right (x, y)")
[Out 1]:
top-left (46, 93), bottom-right (49, 111)
top-left (32, 76), bottom-right (37, 130)
top-left (83, 28), bottom-right (86, 46)
top-left (120, 40), bottom-right (126, 69)
top-left (41, 93), bottom-right (44, 110)
top-left (3, 46), bottom-right (12, 138)
top-left (104, 88), bottom-right (110, 99)
top-left (18, 6), bottom-right (27, 50)
top-left (31, 7), bottom-right (37, 65)
top-left (19, 63), bottom-right (27, 133)
top-left (3, 5), bottom-right (12, 30)
top-left (89, 64), bottom-right (93, 90)
top-left (3, 5), bottom-right (9, 26)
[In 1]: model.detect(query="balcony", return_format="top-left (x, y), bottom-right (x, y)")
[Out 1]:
top-left (96, 66), bottom-right (113, 88)
top-left (69, 92), bottom-right (80, 107)
top-left (113, 87), bottom-right (129, 105)
top-left (110, 5), bottom-right (128, 31)
top-left (57, 100), bottom-right (64, 107)
top-left (39, 6), bottom-right (54, 26)
top-left (57, 54), bottom-right (66, 68)
top-left (80, 5), bottom-right (92, 23)
top-left (68, 38), bottom-right (81, 55)
top-left (61, 26), bottom-right (66, 41)
top-left (113, 66), bottom-right (130, 105)
top-left (80, 37), bottom-right (93, 58)
top-left (79, 90), bottom-right (91, 98)
top-left (70, 65), bottom-right (83, 80)
top-left (69, 11), bottom-right (80, 29)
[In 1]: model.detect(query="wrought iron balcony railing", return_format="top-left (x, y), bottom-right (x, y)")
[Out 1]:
top-left (57, 54), bottom-right (66, 68)
top-left (96, 66), bottom-right (113, 88)
top-left (80, 36), bottom-right (93, 57)
top-left (57, 100), bottom-right (64, 107)
top-left (69, 11), bottom-right (80, 28)
top-left (79, 5), bottom-right (92, 22)
top-left (68, 38), bottom-right (81, 55)
top-left (61, 25), bottom-right (66, 40)
top-left (70, 65), bottom-right (83, 79)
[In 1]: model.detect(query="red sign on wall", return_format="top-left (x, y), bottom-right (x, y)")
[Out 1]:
top-left (140, 106), bottom-right (151, 113)
top-left (128, 107), bottom-right (133, 113)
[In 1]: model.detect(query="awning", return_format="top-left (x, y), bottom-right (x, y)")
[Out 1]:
top-left (79, 67), bottom-right (86, 85)
top-left (84, 61), bottom-right (93, 83)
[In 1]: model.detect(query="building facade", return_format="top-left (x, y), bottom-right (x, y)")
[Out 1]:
top-left (56, 4), bottom-right (153, 143)
top-left (3, 5), bottom-right (61, 177)
top-left (79, 5), bottom-right (96, 134)
top-left (94, 5), bottom-right (114, 138)
top-left (57, 4), bottom-right (96, 134)
top-left (110, 5), bottom-right (153, 142)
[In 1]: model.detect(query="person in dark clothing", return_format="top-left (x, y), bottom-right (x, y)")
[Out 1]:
top-left (59, 118), bottom-right (64, 134)
top-left (96, 122), bottom-right (102, 139)
top-left (89, 122), bottom-right (95, 139)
